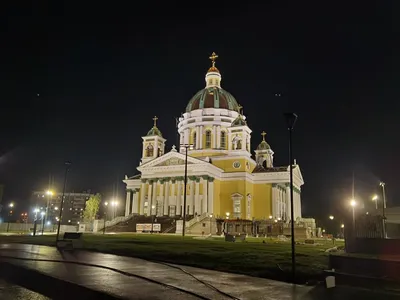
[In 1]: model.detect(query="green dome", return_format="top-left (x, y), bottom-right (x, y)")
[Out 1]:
top-left (146, 126), bottom-right (163, 137)
top-left (186, 87), bottom-right (239, 112)
top-left (257, 140), bottom-right (271, 150)
top-left (231, 115), bottom-right (247, 127)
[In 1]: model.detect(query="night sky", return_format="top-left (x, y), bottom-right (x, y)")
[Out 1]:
top-left (0, 2), bottom-right (397, 221)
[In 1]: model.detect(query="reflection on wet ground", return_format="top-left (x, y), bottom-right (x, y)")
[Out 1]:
top-left (0, 279), bottom-right (50, 300)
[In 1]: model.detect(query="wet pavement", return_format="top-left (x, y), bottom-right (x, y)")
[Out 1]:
top-left (0, 244), bottom-right (398, 300)
top-left (0, 278), bottom-right (50, 300)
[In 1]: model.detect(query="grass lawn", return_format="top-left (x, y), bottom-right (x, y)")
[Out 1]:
top-left (0, 233), bottom-right (342, 283)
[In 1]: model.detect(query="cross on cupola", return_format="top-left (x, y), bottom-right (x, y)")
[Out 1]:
top-left (261, 131), bottom-right (266, 141)
top-left (205, 52), bottom-right (221, 88)
top-left (209, 52), bottom-right (219, 67)
top-left (153, 116), bottom-right (158, 127)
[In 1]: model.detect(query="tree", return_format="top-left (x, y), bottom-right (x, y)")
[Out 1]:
top-left (83, 193), bottom-right (101, 222)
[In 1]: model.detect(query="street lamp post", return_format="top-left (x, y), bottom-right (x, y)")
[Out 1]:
top-left (43, 190), bottom-right (53, 235)
top-left (33, 208), bottom-right (39, 236)
top-left (151, 205), bottom-right (155, 233)
top-left (8, 202), bottom-right (14, 222)
top-left (350, 199), bottom-right (357, 233)
top-left (209, 214), bottom-right (213, 235)
top-left (103, 202), bottom-right (108, 234)
top-left (180, 144), bottom-right (192, 237)
top-left (379, 182), bottom-right (387, 238)
top-left (111, 200), bottom-right (118, 219)
top-left (40, 211), bottom-right (45, 235)
top-left (284, 112), bottom-right (298, 283)
top-left (56, 161), bottom-right (72, 243)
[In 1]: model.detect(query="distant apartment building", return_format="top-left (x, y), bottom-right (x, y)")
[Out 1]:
top-left (31, 191), bottom-right (93, 225)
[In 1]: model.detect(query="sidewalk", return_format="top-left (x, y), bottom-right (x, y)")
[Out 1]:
top-left (0, 244), bottom-right (397, 300)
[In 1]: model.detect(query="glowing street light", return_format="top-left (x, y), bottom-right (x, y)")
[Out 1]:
top-left (329, 215), bottom-right (334, 220)
top-left (350, 199), bottom-right (357, 232)
top-left (151, 205), bottom-right (156, 233)
top-left (341, 224), bottom-right (344, 228)
top-left (372, 195), bottom-right (378, 210)
top-left (9, 202), bottom-right (14, 208)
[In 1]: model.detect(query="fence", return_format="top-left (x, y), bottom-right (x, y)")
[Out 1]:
top-left (0, 222), bottom-right (78, 233)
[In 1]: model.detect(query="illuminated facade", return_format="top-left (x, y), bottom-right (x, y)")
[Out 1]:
top-left (123, 53), bottom-right (304, 222)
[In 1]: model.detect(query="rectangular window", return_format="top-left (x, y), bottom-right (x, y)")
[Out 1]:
top-left (169, 205), bottom-right (176, 217)
top-left (205, 131), bottom-right (212, 148)
top-left (221, 131), bottom-right (226, 149)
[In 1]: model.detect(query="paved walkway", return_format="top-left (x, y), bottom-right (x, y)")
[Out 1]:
top-left (0, 244), bottom-right (397, 300)
top-left (0, 279), bottom-right (49, 300)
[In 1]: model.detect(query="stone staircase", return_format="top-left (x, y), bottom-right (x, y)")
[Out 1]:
top-left (103, 215), bottom-right (179, 233)
top-left (185, 212), bottom-right (209, 234)
top-left (96, 214), bottom-right (134, 232)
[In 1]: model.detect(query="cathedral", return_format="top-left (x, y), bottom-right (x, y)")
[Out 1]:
top-left (123, 53), bottom-right (304, 223)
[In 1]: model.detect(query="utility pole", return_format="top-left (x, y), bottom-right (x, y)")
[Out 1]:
top-left (284, 112), bottom-right (298, 284)
top-left (56, 161), bottom-right (72, 242)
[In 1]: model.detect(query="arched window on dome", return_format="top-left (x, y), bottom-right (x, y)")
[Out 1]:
top-left (146, 144), bottom-right (154, 157)
top-left (205, 130), bottom-right (212, 148)
top-left (193, 132), bottom-right (197, 149)
top-left (220, 131), bottom-right (226, 149)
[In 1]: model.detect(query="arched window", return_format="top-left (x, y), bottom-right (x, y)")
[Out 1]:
top-left (193, 132), bottom-right (197, 149)
top-left (220, 131), bottom-right (226, 149)
top-left (146, 144), bottom-right (154, 157)
top-left (205, 130), bottom-right (212, 148)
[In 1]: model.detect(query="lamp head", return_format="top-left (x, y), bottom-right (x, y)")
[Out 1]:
top-left (284, 113), bottom-right (298, 130)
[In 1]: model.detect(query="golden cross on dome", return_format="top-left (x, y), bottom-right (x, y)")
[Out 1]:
top-left (209, 52), bottom-right (219, 67)
top-left (261, 131), bottom-right (266, 141)
top-left (237, 104), bottom-right (243, 114)
top-left (153, 116), bottom-right (158, 127)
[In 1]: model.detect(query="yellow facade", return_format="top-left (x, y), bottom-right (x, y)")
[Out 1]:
top-left (125, 53), bottom-right (304, 222)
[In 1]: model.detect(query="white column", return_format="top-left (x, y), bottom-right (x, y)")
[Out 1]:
top-left (202, 177), bottom-right (208, 214)
top-left (216, 126), bottom-right (221, 149)
top-left (282, 189), bottom-right (287, 220)
top-left (147, 182), bottom-right (153, 216)
top-left (241, 133), bottom-right (246, 150)
top-left (199, 126), bottom-right (203, 149)
top-left (195, 126), bottom-right (199, 149)
top-left (140, 182), bottom-right (146, 215)
top-left (184, 128), bottom-right (190, 145)
top-left (132, 190), bottom-right (139, 214)
top-left (208, 179), bottom-right (214, 214)
top-left (276, 187), bottom-right (283, 218)
top-left (152, 181), bottom-right (157, 215)
top-left (189, 180), bottom-right (195, 215)
top-left (272, 186), bottom-right (277, 218)
top-left (159, 180), bottom-right (164, 217)
top-left (227, 132), bottom-right (232, 151)
top-left (164, 180), bottom-right (170, 216)
top-left (176, 180), bottom-right (181, 216)
top-left (298, 191), bottom-right (302, 219)
top-left (125, 190), bottom-right (131, 216)
top-left (286, 184), bottom-right (291, 222)
top-left (213, 125), bottom-right (217, 148)
top-left (194, 179), bottom-right (200, 215)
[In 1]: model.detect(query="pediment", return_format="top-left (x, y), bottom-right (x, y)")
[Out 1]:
top-left (138, 151), bottom-right (205, 171)
top-left (154, 157), bottom-right (191, 167)
top-left (292, 165), bottom-right (304, 186)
